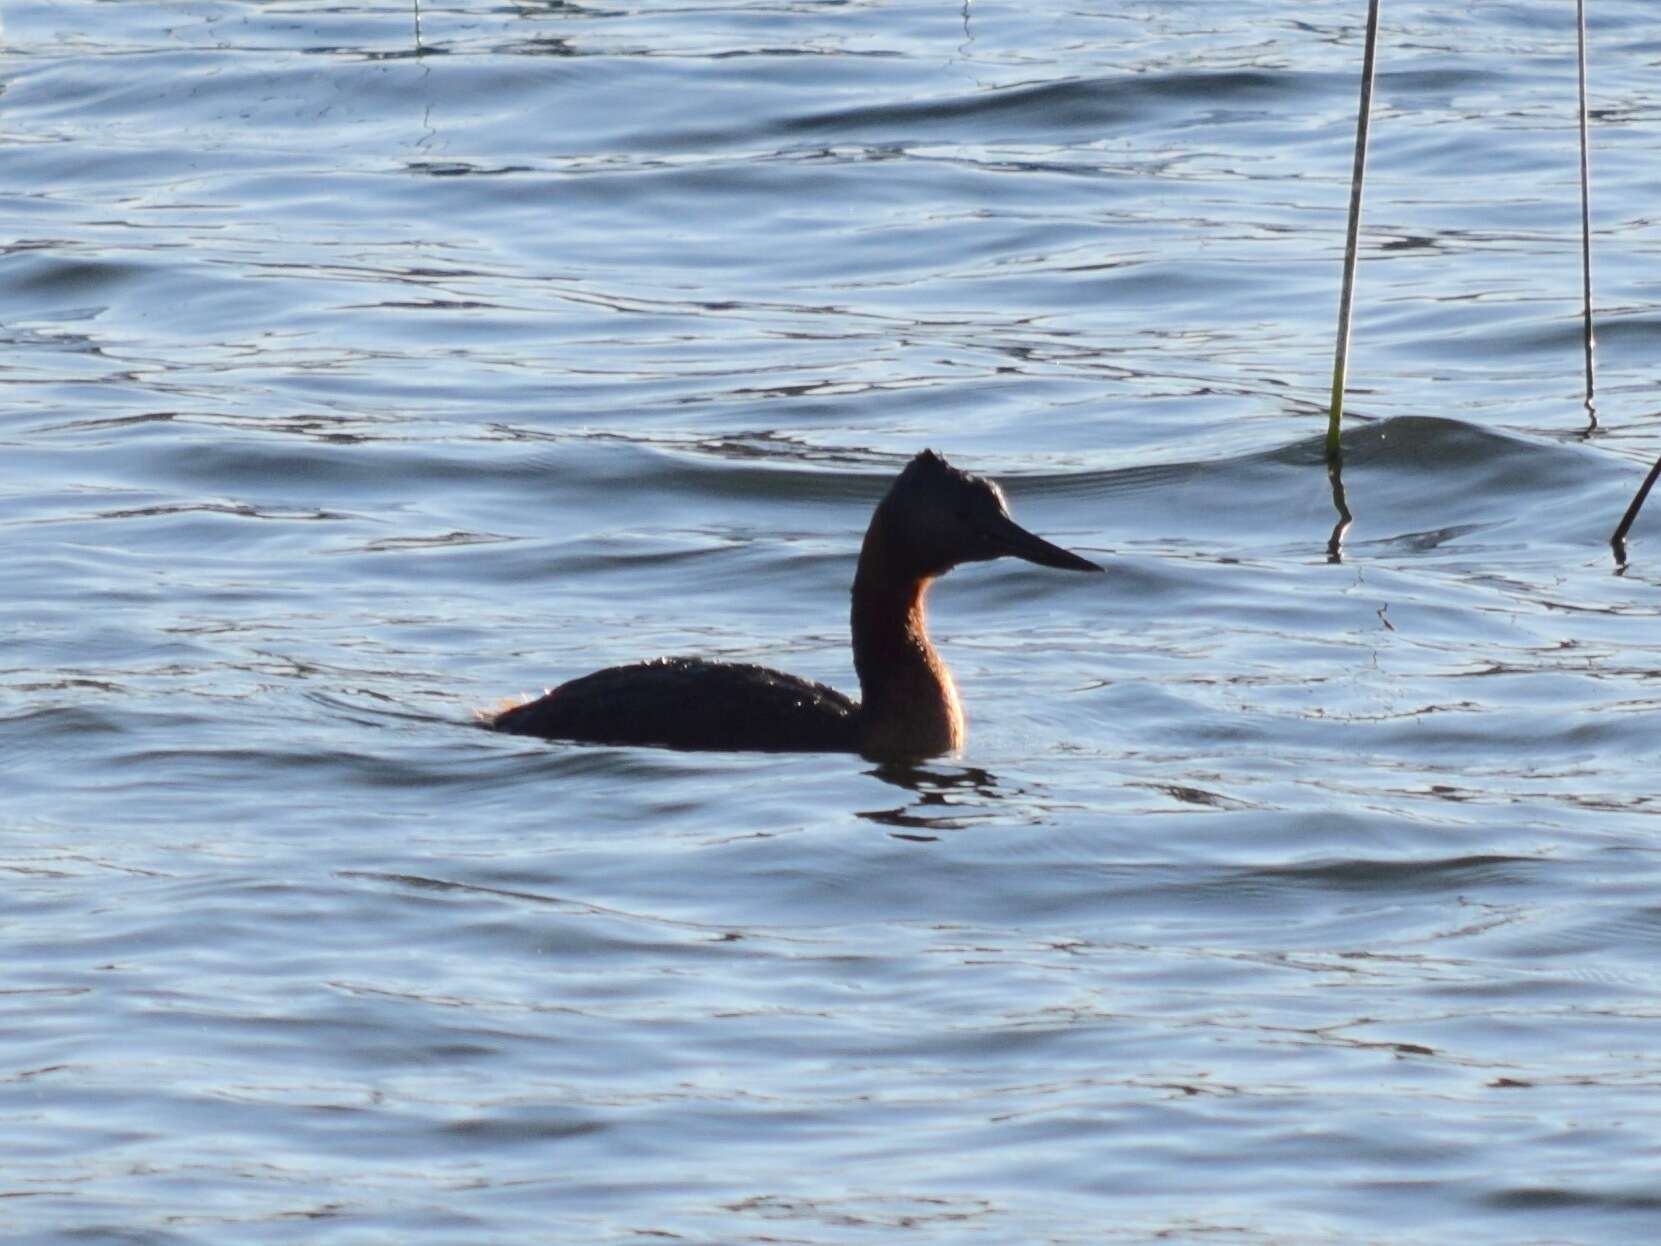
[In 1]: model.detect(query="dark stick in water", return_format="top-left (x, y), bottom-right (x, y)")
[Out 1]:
top-left (1612, 458), bottom-right (1661, 567)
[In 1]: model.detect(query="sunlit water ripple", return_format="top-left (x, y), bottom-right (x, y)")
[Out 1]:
top-left (4, 2), bottom-right (1661, 1243)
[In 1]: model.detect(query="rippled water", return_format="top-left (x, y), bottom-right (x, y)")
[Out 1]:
top-left (6, 2), bottom-right (1661, 1242)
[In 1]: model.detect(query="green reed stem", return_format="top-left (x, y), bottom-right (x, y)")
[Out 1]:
top-left (1576, 0), bottom-right (1596, 419)
top-left (1327, 0), bottom-right (1382, 463)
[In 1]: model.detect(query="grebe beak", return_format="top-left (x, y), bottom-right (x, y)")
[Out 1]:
top-left (989, 512), bottom-right (1103, 573)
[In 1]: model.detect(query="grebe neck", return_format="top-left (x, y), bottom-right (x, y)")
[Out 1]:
top-left (850, 524), bottom-right (963, 758)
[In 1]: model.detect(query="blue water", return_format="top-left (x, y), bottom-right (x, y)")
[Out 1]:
top-left (6, 2), bottom-right (1661, 1242)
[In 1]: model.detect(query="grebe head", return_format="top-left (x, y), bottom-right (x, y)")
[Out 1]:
top-left (877, 450), bottom-right (1103, 578)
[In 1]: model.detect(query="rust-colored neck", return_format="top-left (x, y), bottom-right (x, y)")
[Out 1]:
top-left (850, 513), bottom-right (963, 759)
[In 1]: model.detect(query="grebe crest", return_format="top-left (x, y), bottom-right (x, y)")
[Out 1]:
top-left (875, 449), bottom-right (1099, 579)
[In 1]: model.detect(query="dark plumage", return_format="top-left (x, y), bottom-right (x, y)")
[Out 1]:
top-left (492, 657), bottom-right (857, 752)
top-left (490, 450), bottom-right (1101, 760)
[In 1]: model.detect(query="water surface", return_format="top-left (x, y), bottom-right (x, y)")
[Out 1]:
top-left (5, 2), bottom-right (1661, 1242)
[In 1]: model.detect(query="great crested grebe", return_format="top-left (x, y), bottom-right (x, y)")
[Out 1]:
top-left (490, 450), bottom-right (1101, 759)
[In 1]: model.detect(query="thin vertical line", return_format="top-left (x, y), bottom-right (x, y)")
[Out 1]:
top-left (1327, 0), bottom-right (1382, 463)
top-left (1576, 0), bottom-right (1596, 423)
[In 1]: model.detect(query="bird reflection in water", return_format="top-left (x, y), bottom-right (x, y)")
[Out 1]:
top-left (858, 762), bottom-right (1010, 842)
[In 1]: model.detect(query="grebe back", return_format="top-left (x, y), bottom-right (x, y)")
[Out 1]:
top-left (490, 450), bottom-right (1100, 759)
